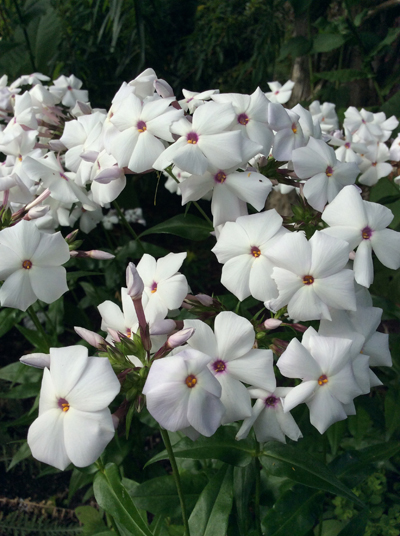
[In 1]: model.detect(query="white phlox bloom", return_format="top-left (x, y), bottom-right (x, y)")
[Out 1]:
top-left (153, 101), bottom-right (248, 176)
top-left (309, 101), bottom-right (338, 133)
top-left (236, 387), bottom-right (302, 443)
top-left (184, 312), bottom-right (275, 424)
top-left (267, 231), bottom-right (356, 321)
top-left (27, 346), bottom-right (120, 470)
top-left (90, 151), bottom-right (126, 206)
top-left (0, 220), bottom-right (69, 311)
top-left (98, 287), bottom-right (144, 340)
top-left (292, 104), bottom-right (322, 141)
top-left (321, 185), bottom-right (400, 287)
top-left (212, 88), bottom-right (273, 156)
top-left (212, 210), bottom-right (288, 301)
top-left (277, 328), bottom-right (362, 433)
top-left (292, 137), bottom-right (359, 212)
top-left (11, 72), bottom-right (50, 88)
top-left (389, 134), bottom-right (400, 161)
top-left (265, 80), bottom-right (295, 104)
top-left (49, 75), bottom-right (89, 108)
top-left (343, 107), bottom-right (383, 143)
top-left (110, 93), bottom-right (183, 173)
top-left (179, 88), bottom-right (220, 113)
top-left (128, 68), bottom-right (157, 100)
top-left (370, 111), bottom-right (399, 142)
top-left (136, 252), bottom-right (189, 321)
top-left (327, 129), bottom-right (367, 164)
top-left (179, 165), bottom-right (272, 228)
top-left (143, 348), bottom-right (224, 436)
top-left (268, 103), bottom-right (306, 161)
top-left (358, 142), bottom-right (392, 186)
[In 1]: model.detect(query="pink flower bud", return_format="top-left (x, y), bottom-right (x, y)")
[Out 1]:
top-left (126, 262), bottom-right (144, 300)
top-left (264, 318), bottom-right (283, 330)
top-left (349, 250), bottom-right (356, 261)
top-left (107, 328), bottom-right (121, 342)
top-left (26, 205), bottom-right (50, 220)
top-left (88, 250), bottom-right (115, 260)
top-left (196, 293), bottom-right (213, 306)
top-left (167, 327), bottom-right (195, 349)
top-left (74, 326), bottom-right (106, 349)
top-left (150, 319), bottom-right (176, 336)
top-left (25, 189), bottom-right (51, 211)
top-left (20, 352), bottom-right (50, 369)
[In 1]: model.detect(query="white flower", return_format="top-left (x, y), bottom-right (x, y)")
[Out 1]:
top-left (236, 387), bottom-right (302, 443)
top-left (267, 231), bottom-right (356, 321)
top-left (184, 312), bottom-right (275, 424)
top-left (0, 220), bottom-right (69, 311)
top-left (49, 75), bottom-right (88, 108)
top-left (277, 328), bottom-right (362, 433)
top-left (321, 185), bottom-right (400, 287)
top-left (358, 142), bottom-right (392, 186)
top-left (27, 346), bottom-right (120, 470)
top-left (143, 348), bottom-right (224, 436)
top-left (309, 101), bottom-right (338, 133)
top-left (265, 80), bottom-right (295, 104)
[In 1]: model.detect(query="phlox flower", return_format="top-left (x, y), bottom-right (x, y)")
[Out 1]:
top-left (358, 142), bottom-right (392, 186)
top-left (267, 231), bottom-right (356, 321)
top-left (179, 89), bottom-right (219, 113)
top-left (184, 312), bottom-right (275, 424)
top-left (265, 80), bottom-right (295, 104)
top-left (343, 107), bottom-right (382, 143)
top-left (27, 346), bottom-right (120, 470)
top-left (0, 220), bottom-right (69, 311)
top-left (321, 185), bottom-right (400, 287)
top-left (49, 75), bottom-right (88, 108)
top-left (143, 348), bottom-right (224, 436)
top-left (236, 387), bottom-right (302, 443)
top-left (327, 129), bottom-right (367, 164)
top-left (211, 210), bottom-right (288, 302)
top-left (277, 328), bottom-right (362, 433)
top-left (309, 100), bottom-right (338, 133)
top-left (268, 103), bottom-right (306, 161)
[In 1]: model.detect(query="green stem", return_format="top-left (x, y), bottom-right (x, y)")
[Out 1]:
top-left (27, 306), bottom-right (50, 352)
top-left (112, 200), bottom-right (145, 254)
top-left (255, 446), bottom-right (262, 536)
top-left (160, 428), bottom-right (190, 536)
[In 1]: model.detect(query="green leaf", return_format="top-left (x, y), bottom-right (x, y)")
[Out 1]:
top-left (68, 467), bottom-right (96, 504)
top-left (7, 441), bottom-right (32, 471)
top-left (123, 473), bottom-right (207, 518)
top-left (262, 486), bottom-right (322, 536)
top-left (335, 441), bottom-right (400, 477)
top-left (385, 388), bottom-right (400, 439)
top-left (336, 509), bottom-right (369, 536)
top-left (382, 90), bottom-right (400, 119)
top-left (75, 505), bottom-right (109, 534)
top-left (312, 33), bottom-right (346, 53)
top-left (369, 27), bottom-right (400, 57)
top-left (16, 324), bottom-right (49, 353)
top-left (139, 214), bottom-right (213, 241)
top-left (234, 463), bottom-right (256, 536)
top-left (34, 5), bottom-right (62, 73)
top-left (260, 443), bottom-right (363, 506)
top-left (314, 69), bottom-right (371, 83)
top-left (188, 464), bottom-right (233, 536)
top-left (288, 0), bottom-right (313, 16)
top-left (93, 463), bottom-right (154, 536)
top-left (145, 426), bottom-right (254, 468)
top-left (278, 36), bottom-right (312, 60)
top-left (0, 361), bottom-right (42, 384)
top-left (0, 308), bottom-right (24, 338)
top-left (67, 271), bottom-right (103, 281)
top-left (0, 382), bottom-right (41, 399)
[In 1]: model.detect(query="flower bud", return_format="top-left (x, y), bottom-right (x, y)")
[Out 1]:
top-left (154, 79), bottom-right (174, 98)
top-left (25, 189), bottom-right (51, 211)
top-left (126, 262), bottom-right (144, 300)
top-left (25, 205), bottom-right (50, 220)
top-left (263, 318), bottom-right (282, 330)
top-left (20, 352), bottom-right (50, 369)
top-left (196, 293), bottom-right (214, 306)
top-left (167, 327), bottom-right (195, 349)
top-left (74, 326), bottom-right (106, 349)
top-left (150, 319), bottom-right (176, 336)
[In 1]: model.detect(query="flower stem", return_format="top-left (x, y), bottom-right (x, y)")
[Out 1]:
top-left (255, 445), bottom-right (262, 536)
top-left (27, 306), bottom-right (50, 352)
top-left (112, 200), bottom-right (145, 254)
top-left (160, 428), bottom-right (190, 536)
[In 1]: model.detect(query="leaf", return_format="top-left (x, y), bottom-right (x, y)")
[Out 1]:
top-left (34, 5), bottom-right (62, 73)
top-left (7, 441), bottom-right (32, 471)
top-left (369, 27), bottom-right (400, 57)
top-left (93, 463), bottom-right (154, 536)
top-left (0, 308), bottom-right (24, 338)
top-left (145, 426), bottom-right (254, 468)
top-left (260, 443), bottom-right (363, 506)
top-left (288, 0), bottom-right (313, 16)
top-left (0, 361), bottom-right (42, 384)
top-left (336, 509), bottom-right (369, 536)
top-left (234, 463), bottom-right (256, 536)
top-left (262, 485), bottom-right (322, 536)
top-left (67, 271), bottom-right (103, 281)
top-left (312, 33), bottom-right (346, 53)
top-left (123, 474), bottom-right (207, 518)
top-left (314, 69), bottom-right (370, 83)
top-left (15, 324), bottom-right (49, 353)
top-left (334, 441), bottom-right (400, 477)
top-left (139, 214), bottom-right (213, 241)
top-left (0, 382), bottom-right (41, 399)
top-left (382, 90), bottom-right (400, 119)
top-left (278, 36), bottom-right (312, 60)
top-left (385, 388), bottom-right (400, 440)
top-left (188, 464), bottom-right (234, 536)
top-left (68, 468), bottom-right (96, 504)
top-left (75, 505), bottom-right (109, 535)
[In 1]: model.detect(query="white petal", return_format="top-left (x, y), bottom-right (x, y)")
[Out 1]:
top-left (278, 338), bottom-right (321, 379)
top-left (228, 349), bottom-right (275, 391)
top-left (0, 269), bottom-right (37, 311)
top-left (313, 270), bottom-right (356, 311)
top-left (28, 409), bottom-right (70, 470)
top-left (354, 240), bottom-right (374, 287)
top-left (370, 229), bottom-right (400, 270)
top-left (220, 255), bottom-right (253, 301)
top-left (29, 266), bottom-right (68, 304)
top-left (184, 319), bottom-right (218, 357)
top-left (216, 374), bottom-right (251, 424)
top-left (307, 388), bottom-right (347, 434)
top-left (282, 381), bottom-right (318, 412)
top-left (187, 387), bottom-right (224, 436)
top-left (215, 311), bottom-right (255, 361)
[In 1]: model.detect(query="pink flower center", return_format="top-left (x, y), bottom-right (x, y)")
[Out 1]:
top-left (137, 120), bottom-right (147, 133)
top-left (185, 374), bottom-right (197, 388)
top-left (274, 90), bottom-right (279, 95)
top-left (302, 275), bottom-right (314, 285)
top-left (213, 360), bottom-right (226, 373)
top-left (361, 226), bottom-right (372, 240)
top-left (371, 162), bottom-right (377, 167)
top-left (22, 260), bottom-right (32, 270)
top-left (151, 281), bottom-right (158, 293)
top-left (237, 113), bottom-right (249, 126)
top-left (251, 246), bottom-right (261, 258)
top-left (187, 131), bottom-right (199, 144)
top-left (318, 374), bottom-right (328, 386)
top-left (292, 123), bottom-right (297, 134)
top-left (214, 170), bottom-right (227, 183)
top-left (126, 328), bottom-right (132, 338)
top-left (265, 395), bottom-right (278, 407)
top-left (345, 142), bottom-right (351, 149)
top-left (58, 397), bottom-right (70, 412)
top-left (60, 172), bottom-right (69, 181)
top-left (325, 166), bottom-right (333, 177)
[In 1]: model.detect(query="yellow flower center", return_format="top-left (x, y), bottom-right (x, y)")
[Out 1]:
top-left (185, 374), bottom-right (197, 388)
top-left (318, 374), bottom-right (328, 386)
top-left (22, 260), bottom-right (32, 270)
top-left (302, 275), bottom-right (314, 285)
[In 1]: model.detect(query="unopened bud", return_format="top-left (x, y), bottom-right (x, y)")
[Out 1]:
top-left (150, 319), bottom-right (176, 336)
top-left (65, 229), bottom-right (79, 244)
top-left (25, 189), bottom-right (51, 211)
top-left (195, 293), bottom-right (214, 306)
top-left (290, 323), bottom-right (308, 333)
top-left (107, 328), bottom-right (121, 342)
top-left (20, 352), bottom-right (50, 369)
top-left (264, 318), bottom-right (282, 330)
top-left (167, 327), bottom-right (195, 348)
top-left (26, 205), bottom-right (50, 220)
top-left (349, 250), bottom-right (356, 261)
top-left (126, 262), bottom-right (144, 300)
top-left (74, 326), bottom-right (106, 349)
top-left (154, 79), bottom-right (174, 98)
